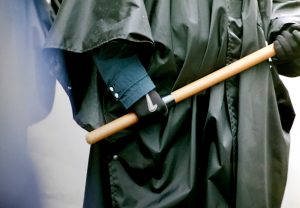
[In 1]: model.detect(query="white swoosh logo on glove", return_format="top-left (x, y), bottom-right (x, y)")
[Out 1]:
top-left (146, 94), bottom-right (158, 112)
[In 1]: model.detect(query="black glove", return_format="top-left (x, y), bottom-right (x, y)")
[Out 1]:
top-left (130, 90), bottom-right (168, 120)
top-left (274, 24), bottom-right (300, 62)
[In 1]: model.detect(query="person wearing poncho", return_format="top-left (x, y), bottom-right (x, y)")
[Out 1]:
top-left (46, 0), bottom-right (300, 207)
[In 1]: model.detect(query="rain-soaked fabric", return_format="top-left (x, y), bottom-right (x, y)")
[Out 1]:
top-left (45, 0), bottom-right (300, 207)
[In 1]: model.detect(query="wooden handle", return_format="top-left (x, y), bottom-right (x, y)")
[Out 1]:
top-left (86, 44), bottom-right (276, 145)
top-left (86, 112), bottom-right (138, 144)
top-left (171, 44), bottom-right (276, 103)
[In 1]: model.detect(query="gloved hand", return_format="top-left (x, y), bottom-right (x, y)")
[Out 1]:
top-left (130, 90), bottom-right (168, 120)
top-left (274, 24), bottom-right (300, 62)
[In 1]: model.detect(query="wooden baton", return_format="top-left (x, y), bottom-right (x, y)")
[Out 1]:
top-left (86, 44), bottom-right (276, 144)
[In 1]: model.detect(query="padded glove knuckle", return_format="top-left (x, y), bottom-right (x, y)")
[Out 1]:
top-left (274, 24), bottom-right (300, 61)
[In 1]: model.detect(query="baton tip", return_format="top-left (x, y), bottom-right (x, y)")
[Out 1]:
top-left (85, 134), bottom-right (93, 145)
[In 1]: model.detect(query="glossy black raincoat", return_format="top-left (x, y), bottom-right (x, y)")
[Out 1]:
top-left (45, 0), bottom-right (300, 207)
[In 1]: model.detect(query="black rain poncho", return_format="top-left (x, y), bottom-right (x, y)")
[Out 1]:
top-left (45, 0), bottom-right (300, 207)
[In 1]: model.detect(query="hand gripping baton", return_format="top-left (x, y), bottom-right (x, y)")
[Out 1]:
top-left (86, 44), bottom-right (276, 145)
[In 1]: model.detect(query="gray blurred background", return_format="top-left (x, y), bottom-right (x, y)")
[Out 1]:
top-left (27, 77), bottom-right (300, 208)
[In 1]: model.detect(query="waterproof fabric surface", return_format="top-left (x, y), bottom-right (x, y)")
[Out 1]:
top-left (46, 0), bottom-right (300, 207)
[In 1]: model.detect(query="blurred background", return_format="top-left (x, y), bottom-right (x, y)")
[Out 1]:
top-left (27, 77), bottom-right (300, 208)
